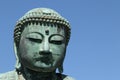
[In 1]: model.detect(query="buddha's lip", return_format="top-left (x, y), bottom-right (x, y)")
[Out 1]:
top-left (35, 55), bottom-right (52, 61)
top-left (35, 56), bottom-right (53, 65)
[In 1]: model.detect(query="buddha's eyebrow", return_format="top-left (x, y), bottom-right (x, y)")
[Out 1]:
top-left (49, 34), bottom-right (65, 39)
top-left (27, 32), bottom-right (44, 38)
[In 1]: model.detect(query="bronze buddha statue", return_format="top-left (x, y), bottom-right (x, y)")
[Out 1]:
top-left (0, 8), bottom-right (74, 80)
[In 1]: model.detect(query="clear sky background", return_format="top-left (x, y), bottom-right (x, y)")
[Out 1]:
top-left (0, 0), bottom-right (120, 80)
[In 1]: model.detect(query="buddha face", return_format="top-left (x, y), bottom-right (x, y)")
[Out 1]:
top-left (18, 23), bottom-right (66, 72)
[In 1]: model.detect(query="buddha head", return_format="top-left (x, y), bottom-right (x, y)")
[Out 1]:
top-left (13, 8), bottom-right (71, 73)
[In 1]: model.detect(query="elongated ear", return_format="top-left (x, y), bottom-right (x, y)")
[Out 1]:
top-left (14, 42), bottom-right (21, 71)
top-left (58, 48), bottom-right (67, 74)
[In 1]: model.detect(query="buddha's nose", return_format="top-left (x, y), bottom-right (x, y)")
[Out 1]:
top-left (39, 40), bottom-right (51, 55)
top-left (44, 39), bottom-right (50, 51)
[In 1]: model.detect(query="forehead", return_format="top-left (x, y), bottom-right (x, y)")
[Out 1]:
top-left (22, 23), bottom-right (65, 35)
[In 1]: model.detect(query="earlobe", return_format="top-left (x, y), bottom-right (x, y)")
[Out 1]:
top-left (58, 65), bottom-right (63, 73)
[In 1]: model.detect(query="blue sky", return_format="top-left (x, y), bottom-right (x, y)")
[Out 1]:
top-left (0, 0), bottom-right (120, 80)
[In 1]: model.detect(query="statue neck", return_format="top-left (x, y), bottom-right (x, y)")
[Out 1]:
top-left (21, 67), bottom-right (57, 80)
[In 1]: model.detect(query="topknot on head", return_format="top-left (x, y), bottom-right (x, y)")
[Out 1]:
top-left (16, 8), bottom-right (70, 27)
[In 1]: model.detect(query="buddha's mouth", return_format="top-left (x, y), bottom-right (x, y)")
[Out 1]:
top-left (35, 55), bottom-right (53, 65)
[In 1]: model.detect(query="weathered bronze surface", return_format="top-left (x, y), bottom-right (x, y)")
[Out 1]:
top-left (0, 8), bottom-right (74, 80)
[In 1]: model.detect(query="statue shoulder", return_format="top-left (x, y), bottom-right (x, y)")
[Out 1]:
top-left (57, 73), bottom-right (75, 80)
top-left (63, 75), bottom-right (75, 80)
top-left (0, 70), bottom-right (18, 80)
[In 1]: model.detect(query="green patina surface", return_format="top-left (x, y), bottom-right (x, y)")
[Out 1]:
top-left (0, 8), bottom-right (75, 80)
